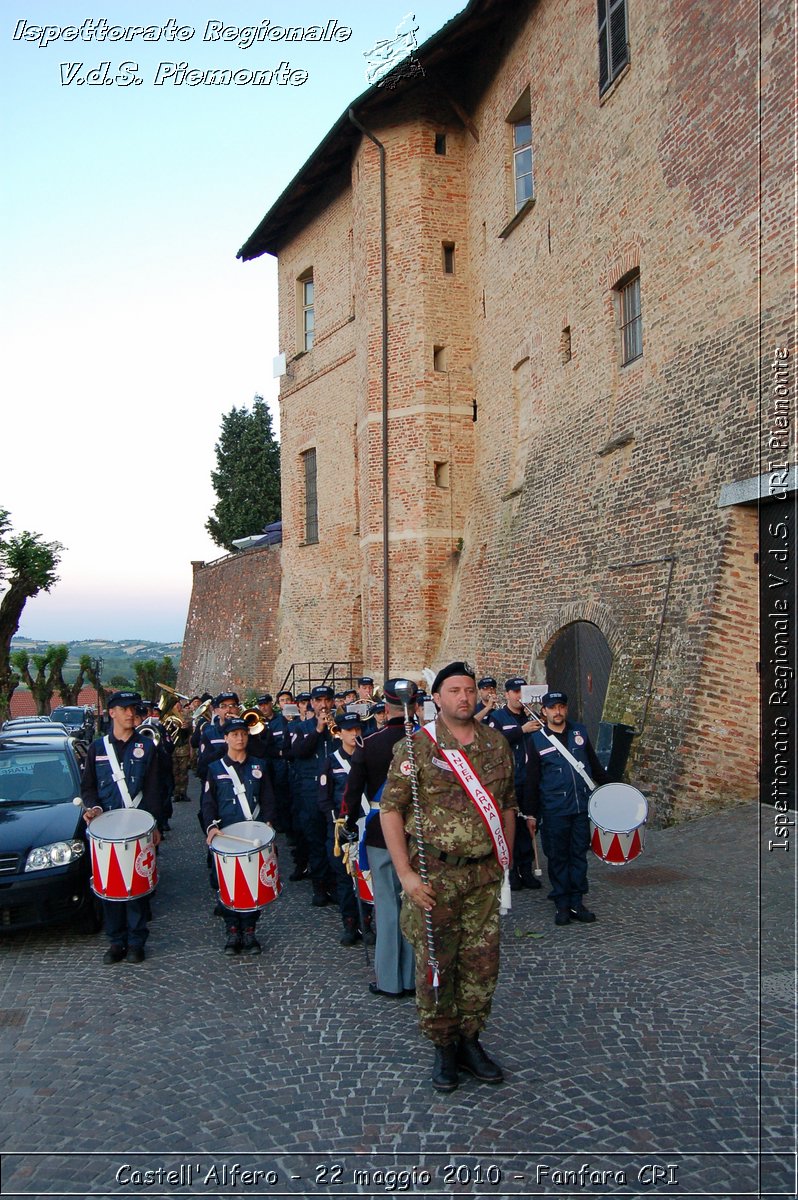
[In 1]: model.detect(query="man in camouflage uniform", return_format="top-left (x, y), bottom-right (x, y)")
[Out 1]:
top-left (381, 663), bottom-right (515, 1092)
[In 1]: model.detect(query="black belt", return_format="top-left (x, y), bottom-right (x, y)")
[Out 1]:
top-left (425, 843), bottom-right (494, 867)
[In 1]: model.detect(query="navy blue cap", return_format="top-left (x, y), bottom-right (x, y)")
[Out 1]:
top-left (257, 694), bottom-right (273, 705)
top-left (296, 692), bottom-right (311, 703)
top-left (505, 677), bottom-right (526, 691)
top-left (478, 676), bottom-right (497, 689)
top-left (541, 691), bottom-right (568, 708)
top-left (107, 690), bottom-right (142, 710)
top-left (370, 701), bottom-right (386, 714)
top-left (311, 685), bottom-right (335, 700)
top-left (214, 691), bottom-right (240, 706)
top-left (222, 717), bottom-right (249, 734)
top-left (336, 711), bottom-right (363, 730)
top-left (357, 676), bottom-right (374, 686)
top-left (431, 662), bottom-right (476, 693)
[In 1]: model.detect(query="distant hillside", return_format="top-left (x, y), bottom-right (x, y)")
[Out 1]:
top-left (10, 638), bottom-right (182, 686)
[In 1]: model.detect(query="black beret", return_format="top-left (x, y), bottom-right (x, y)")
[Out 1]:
top-left (431, 661), bottom-right (476, 693)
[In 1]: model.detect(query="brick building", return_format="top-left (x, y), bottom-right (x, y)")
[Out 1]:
top-left (182, 0), bottom-right (792, 820)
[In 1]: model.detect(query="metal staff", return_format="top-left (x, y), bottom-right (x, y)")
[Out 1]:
top-left (393, 678), bottom-right (440, 999)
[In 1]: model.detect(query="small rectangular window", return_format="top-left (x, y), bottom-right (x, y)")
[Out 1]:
top-left (434, 132), bottom-right (447, 155)
top-left (298, 269), bottom-right (314, 352)
top-left (513, 118), bottom-right (534, 211)
top-left (598, 0), bottom-right (629, 94)
top-left (560, 326), bottom-right (572, 364)
top-left (303, 448), bottom-right (318, 544)
top-left (433, 345), bottom-right (448, 372)
top-left (434, 461), bottom-right (450, 488)
top-left (618, 272), bottom-right (642, 364)
top-left (442, 242), bottom-right (455, 274)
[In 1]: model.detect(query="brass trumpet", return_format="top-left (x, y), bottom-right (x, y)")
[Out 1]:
top-left (240, 708), bottom-right (267, 736)
top-left (137, 718), bottom-right (161, 746)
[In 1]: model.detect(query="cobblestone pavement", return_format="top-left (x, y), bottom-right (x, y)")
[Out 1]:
top-left (0, 787), bottom-right (794, 1200)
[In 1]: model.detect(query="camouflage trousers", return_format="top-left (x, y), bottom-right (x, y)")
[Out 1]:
top-left (173, 747), bottom-right (190, 796)
top-left (400, 855), bottom-right (501, 1046)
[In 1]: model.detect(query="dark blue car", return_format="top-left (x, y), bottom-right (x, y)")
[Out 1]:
top-left (0, 734), bottom-right (101, 932)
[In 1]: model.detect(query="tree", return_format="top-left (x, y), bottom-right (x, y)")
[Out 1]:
top-left (51, 651), bottom-right (95, 706)
top-left (133, 656), bottom-right (177, 701)
top-left (11, 645), bottom-right (68, 715)
top-left (0, 509), bottom-right (63, 719)
top-left (206, 394), bottom-right (281, 551)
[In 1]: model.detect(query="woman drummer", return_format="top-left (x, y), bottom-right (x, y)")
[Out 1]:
top-left (202, 716), bottom-right (277, 956)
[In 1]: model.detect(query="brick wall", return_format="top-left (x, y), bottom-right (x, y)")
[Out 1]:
top-left (205, 0), bottom-right (790, 818)
top-left (178, 546), bottom-right (282, 697)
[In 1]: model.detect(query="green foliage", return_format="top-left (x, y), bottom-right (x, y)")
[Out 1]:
top-left (133, 656), bottom-right (177, 700)
top-left (10, 645), bottom-right (69, 714)
top-left (0, 508), bottom-right (64, 719)
top-left (109, 674), bottom-right (134, 688)
top-left (206, 394), bottom-right (281, 551)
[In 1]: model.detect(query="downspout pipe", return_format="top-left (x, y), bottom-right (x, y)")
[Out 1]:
top-left (348, 108), bottom-right (390, 678)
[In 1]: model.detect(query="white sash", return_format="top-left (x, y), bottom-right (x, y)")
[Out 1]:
top-left (535, 726), bottom-right (596, 790)
top-left (422, 721), bottom-right (513, 914)
top-left (102, 737), bottom-right (142, 809)
top-left (222, 760), bottom-right (258, 822)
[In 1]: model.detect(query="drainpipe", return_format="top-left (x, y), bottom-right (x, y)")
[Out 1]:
top-left (348, 109), bottom-right (389, 678)
top-left (609, 555), bottom-right (676, 733)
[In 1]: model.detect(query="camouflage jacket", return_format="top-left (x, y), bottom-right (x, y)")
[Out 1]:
top-left (381, 717), bottom-right (514, 860)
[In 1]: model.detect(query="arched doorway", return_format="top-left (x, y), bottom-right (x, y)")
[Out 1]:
top-left (544, 621), bottom-right (612, 741)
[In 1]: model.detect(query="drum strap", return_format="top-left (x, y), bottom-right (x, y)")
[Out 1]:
top-left (536, 728), bottom-right (596, 790)
top-left (102, 737), bottom-right (142, 809)
top-left (221, 760), bottom-right (259, 821)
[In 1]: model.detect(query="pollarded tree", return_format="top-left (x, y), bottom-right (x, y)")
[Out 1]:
top-left (0, 508), bottom-right (63, 719)
top-left (133, 656), bottom-right (177, 702)
top-left (10, 645), bottom-right (68, 715)
top-left (206, 394), bottom-right (281, 551)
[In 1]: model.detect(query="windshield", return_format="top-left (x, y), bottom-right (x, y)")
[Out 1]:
top-left (0, 748), bottom-right (79, 804)
top-left (51, 709), bottom-right (85, 725)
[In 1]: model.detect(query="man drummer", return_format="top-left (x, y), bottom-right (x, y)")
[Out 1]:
top-left (202, 716), bottom-right (277, 956)
top-left (521, 690), bottom-right (606, 926)
top-left (81, 690), bottom-right (162, 965)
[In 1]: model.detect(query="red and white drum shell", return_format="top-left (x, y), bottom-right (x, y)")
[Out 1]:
top-left (588, 783), bottom-right (648, 866)
top-left (88, 808), bottom-right (158, 901)
top-left (210, 820), bottom-right (281, 913)
top-left (353, 861), bottom-right (373, 904)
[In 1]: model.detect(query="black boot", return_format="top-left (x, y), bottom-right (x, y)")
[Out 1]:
top-left (457, 1035), bottom-right (504, 1083)
top-left (224, 926), bottom-right (241, 955)
top-left (241, 928), bottom-right (262, 955)
top-left (339, 918), bottom-right (361, 947)
top-left (431, 1043), bottom-right (460, 1092)
top-left (311, 886), bottom-right (331, 907)
top-left (361, 913), bottom-right (376, 946)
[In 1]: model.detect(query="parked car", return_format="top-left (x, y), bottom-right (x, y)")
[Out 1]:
top-left (50, 706), bottom-right (95, 740)
top-left (0, 733), bottom-right (101, 932)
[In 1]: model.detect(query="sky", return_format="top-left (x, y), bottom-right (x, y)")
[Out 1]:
top-left (1, 1), bottom-right (464, 642)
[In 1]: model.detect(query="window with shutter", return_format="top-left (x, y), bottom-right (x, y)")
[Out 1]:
top-left (598, 0), bottom-right (629, 95)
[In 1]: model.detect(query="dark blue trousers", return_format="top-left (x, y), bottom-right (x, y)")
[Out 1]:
top-left (103, 898), bottom-right (150, 949)
top-left (539, 810), bottom-right (590, 910)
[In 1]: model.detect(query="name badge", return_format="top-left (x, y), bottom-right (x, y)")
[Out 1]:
top-left (432, 756), bottom-right (453, 772)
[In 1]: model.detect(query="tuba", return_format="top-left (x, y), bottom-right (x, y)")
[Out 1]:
top-left (155, 682), bottom-right (190, 745)
top-left (192, 698), bottom-right (212, 731)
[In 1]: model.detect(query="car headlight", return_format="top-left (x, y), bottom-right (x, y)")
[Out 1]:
top-left (25, 841), bottom-right (86, 871)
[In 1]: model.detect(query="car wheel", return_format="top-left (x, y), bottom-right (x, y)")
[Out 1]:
top-left (74, 894), bottom-right (103, 934)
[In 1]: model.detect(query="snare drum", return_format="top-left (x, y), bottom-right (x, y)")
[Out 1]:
top-left (88, 808), bottom-right (158, 901)
top-left (588, 783), bottom-right (648, 865)
top-left (210, 820), bottom-right (281, 913)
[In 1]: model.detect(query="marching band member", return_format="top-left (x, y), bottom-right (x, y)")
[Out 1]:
top-left (522, 690), bottom-right (606, 926)
top-left (342, 680), bottom-right (415, 998)
top-left (317, 711), bottom-right (366, 946)
top-left (202, 716), bottom-right (276, 956)
top-left (287, 685), bottom-right (338, 906)
top-left (196, 692), bottom-right (240, 784)
top-left (486, 677), bottom-right (541, 891)
top-left (81, 691), bottom-right (162, 965)
top-left (170, 699), bottom-right (192, 802)
top-left (475, 676), bottom-right (499, 723)
top-left (380, 664), bottom-right (515, 1091)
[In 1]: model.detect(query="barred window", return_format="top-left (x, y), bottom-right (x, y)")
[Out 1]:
top-left (598, 0), bottom-right (629, 94)
top-left (303, 448), bottom-right (318, 544)
top-left (618, 271), bottom-right (642, 364)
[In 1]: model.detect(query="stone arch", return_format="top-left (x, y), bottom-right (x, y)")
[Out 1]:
top-left (534, 599), bottom-right (625, 663)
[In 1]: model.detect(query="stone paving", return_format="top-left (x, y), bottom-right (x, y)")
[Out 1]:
top-left (0, 787), bottom-right (794, 1200)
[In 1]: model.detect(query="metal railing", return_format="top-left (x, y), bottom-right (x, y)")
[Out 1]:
top-left (279, 662), bottom-right (363, 697)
